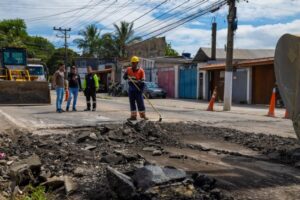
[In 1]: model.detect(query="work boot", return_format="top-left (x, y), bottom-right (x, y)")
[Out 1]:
top-left (127, 116), bottom-right (137, 121)
top-left (85, 103), bottom-right (91, 111)
top-left (140, 112), bottom-right (149, 120)
top-left (92, 103), bottom-right (96, 111)
top-left (127, 112), bottom-right (137, 121)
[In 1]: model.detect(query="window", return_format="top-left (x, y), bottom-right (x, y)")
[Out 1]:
top-left (3, 50), bottom-right (26, 65)
top-left (27, 66), bottom-right (44, 75)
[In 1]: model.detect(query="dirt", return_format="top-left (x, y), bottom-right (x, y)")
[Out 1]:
top-left (1, 121), bottom-right (300, 199)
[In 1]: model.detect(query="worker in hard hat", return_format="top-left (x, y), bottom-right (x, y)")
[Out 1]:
top-left (123, 56), bottom-right (148, 120)
top-left (83, 66), bottom-right (99, 111)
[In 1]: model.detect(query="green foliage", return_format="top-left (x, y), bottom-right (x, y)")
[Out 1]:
top-left (165, 43), bottom-right (179, 56)
top-left (74, 21), bottom-right (141, 60)
top-left (74, 24), bottom-right (101, 57)
top-left (0, 19), bottom-right (55, 65)
top-left (16, 185), bottom-right (48, 200)
top-left (47, 48), bottom-right (79, 75)
top-left (113, 21), bottom-right (142, 58)
top-left (0, 18), bottom-right (27, 48)
top-left (26, 36), bottom-right (55, 62)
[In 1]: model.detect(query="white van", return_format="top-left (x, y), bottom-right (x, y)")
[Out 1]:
top-left (27, 64), bottom-right (46, 81)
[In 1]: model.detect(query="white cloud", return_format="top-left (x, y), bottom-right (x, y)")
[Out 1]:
top-left (163, 19), bottom-right (300, 55)
top-left (1, 0), bottom-right (300, 55)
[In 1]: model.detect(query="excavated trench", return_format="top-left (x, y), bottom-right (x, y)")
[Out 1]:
top-left (1, 121), bottom-right (300, 200)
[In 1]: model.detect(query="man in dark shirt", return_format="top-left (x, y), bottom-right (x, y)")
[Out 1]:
top-left (66, 66), bottom-right (82, 111)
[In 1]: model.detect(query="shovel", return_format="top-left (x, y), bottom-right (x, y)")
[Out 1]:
top-left (275, 34), bottom-right (300, 139)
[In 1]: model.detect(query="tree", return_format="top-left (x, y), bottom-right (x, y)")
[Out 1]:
top-left (165, 43), bottom-right (179, 56)
top-left (98, 33), bottom-right (118, 60)
top-left (26, 36), bottom-right (55, 62)
top-left (73, 24), bottom-right (101, 57)
top-left (113, 21), bottom-right (141, 58)
top-left (47, 48), bottom-right (79, 75)
top-left (0, 19), bottom-right (27, 48)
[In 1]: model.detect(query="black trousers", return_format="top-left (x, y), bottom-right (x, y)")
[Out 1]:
top-left (85, 89), bottom-right (96, 109)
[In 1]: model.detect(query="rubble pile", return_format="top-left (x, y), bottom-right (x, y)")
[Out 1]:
top-left (0, 122), bottom-right (232, 200)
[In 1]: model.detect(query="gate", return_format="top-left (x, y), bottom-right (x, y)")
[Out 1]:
top-left (179, 67), bottom-right (197, 99)
top-left (158, 67), bottom-right (175, 98)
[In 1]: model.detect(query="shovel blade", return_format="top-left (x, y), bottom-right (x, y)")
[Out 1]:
top-left (275, 34), bottom-right (300, 139)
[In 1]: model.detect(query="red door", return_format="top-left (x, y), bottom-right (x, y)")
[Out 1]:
top-left (158, 67), bottom-right (175, 98)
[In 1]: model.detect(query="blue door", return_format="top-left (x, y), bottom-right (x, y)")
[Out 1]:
top-left (179, 67), bottom-right (197, 99)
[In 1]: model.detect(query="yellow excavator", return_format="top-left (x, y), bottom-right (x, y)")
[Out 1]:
top-left (0, 47), bottom-right (50, 104)
top-left (275, 34), bottom-right (300, 139)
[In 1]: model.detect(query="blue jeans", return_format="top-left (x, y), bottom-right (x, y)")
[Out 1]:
top-left (56, 87), bottom-right (64, 111)
top-left (66, 87), bottom-right (79, 110)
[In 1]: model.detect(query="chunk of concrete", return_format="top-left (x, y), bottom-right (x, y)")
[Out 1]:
top-left (132, 165), bottom-right (186, 190)
top-left (106, 166), bottom-right (136, 200)
top-left (152, 150), bottom-right (162, 156)
top-left (192, 173), bottom-right (216, 191)
top-left (64, 176), bottom-right (78, 195)
top-left (100, 154), bottom-right (123, 165)
top-left (41, 176), bottom-right (64, 190)
top-left (10, 154), bottom-right (42, 185)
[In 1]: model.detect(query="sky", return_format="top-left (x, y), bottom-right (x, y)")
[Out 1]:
top-left (1, 0), bottom-right (300, 56)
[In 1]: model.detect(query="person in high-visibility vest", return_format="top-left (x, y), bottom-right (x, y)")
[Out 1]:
top-left (83, 66), bottom-right (99, 111)
top-left (123, 56), bottom-right (148, 120)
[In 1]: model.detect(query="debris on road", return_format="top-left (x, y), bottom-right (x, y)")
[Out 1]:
top-left (0, 121), bottom-right (300, 199)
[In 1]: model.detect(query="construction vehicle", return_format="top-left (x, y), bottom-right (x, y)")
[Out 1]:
top-left (274, 34), bottom-right (300, 139)
top-left (0, 47), bottom-right (50, 104)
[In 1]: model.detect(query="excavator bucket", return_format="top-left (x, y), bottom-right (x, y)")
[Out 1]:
top-left (0, 81), bottom-right (50, 105)
top-left (274, 34), bottom-right (300, 139)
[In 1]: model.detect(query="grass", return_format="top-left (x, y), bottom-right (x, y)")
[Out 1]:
top-left (16, 185), bottom-right (54, 200)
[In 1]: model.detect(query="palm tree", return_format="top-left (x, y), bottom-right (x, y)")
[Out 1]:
top-left (113, 21), bottom-right (141, 58)
top-left (74, 24), bottom-right (101, 57)
top-left (98, 33), bottom-right (118, 59)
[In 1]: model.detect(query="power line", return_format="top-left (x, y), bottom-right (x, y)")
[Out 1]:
top-left (131, 0), bottom-right (169, 23)
top-left (108, 1), bottom-right (151, 27)
top-left (60, 0), bottom-right (95, 27)
top-left (140, 0), bottom-right (227, 39)
top-left (135, 0), bottom-right (208, 34)
top-left (72, 0), bottom-right (118, 33)
top-left (134, 0), bottom-right (190, 31)
top-left (97, 0), bottom-right (133, 25)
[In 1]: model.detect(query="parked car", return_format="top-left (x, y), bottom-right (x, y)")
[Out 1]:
top-left (144, 82), bottom-right (166, 99)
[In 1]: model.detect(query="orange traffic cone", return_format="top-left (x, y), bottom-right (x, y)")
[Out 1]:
top-left (283, 109), bottom-right (289, 119)
top-left (207, 87), bottom-right (217, 111)
top-left (267, 88), bottom-right (276, 117)
top-left (65, 89), bottom-right (69, 102)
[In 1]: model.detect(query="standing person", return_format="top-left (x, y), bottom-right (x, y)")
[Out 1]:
top-left (83, 66), bottom-right (99, 111)
top-left (52, 63), bottom-right (65, 113)
top-left (123, 56), bottom-right (148, 120)
top-left (66, 66), bottom-right (82, 111)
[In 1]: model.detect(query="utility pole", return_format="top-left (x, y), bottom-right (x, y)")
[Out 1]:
top-left (223, 0), bottom-right (236, 111)
top-left (211, 21), bottom-right (217, 60)
top-left (53, 27), bottom-right (71, 77)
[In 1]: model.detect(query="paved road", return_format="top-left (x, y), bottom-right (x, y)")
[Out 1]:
top-left (0, 92), bottom-right (296, 138)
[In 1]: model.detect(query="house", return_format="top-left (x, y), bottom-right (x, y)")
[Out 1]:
top-left (75, 57), bottom-right (116, 92)
top-left (152, 55), bottom-right (195, 98)
top-left (194, 48), bottom-right (275, 104)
